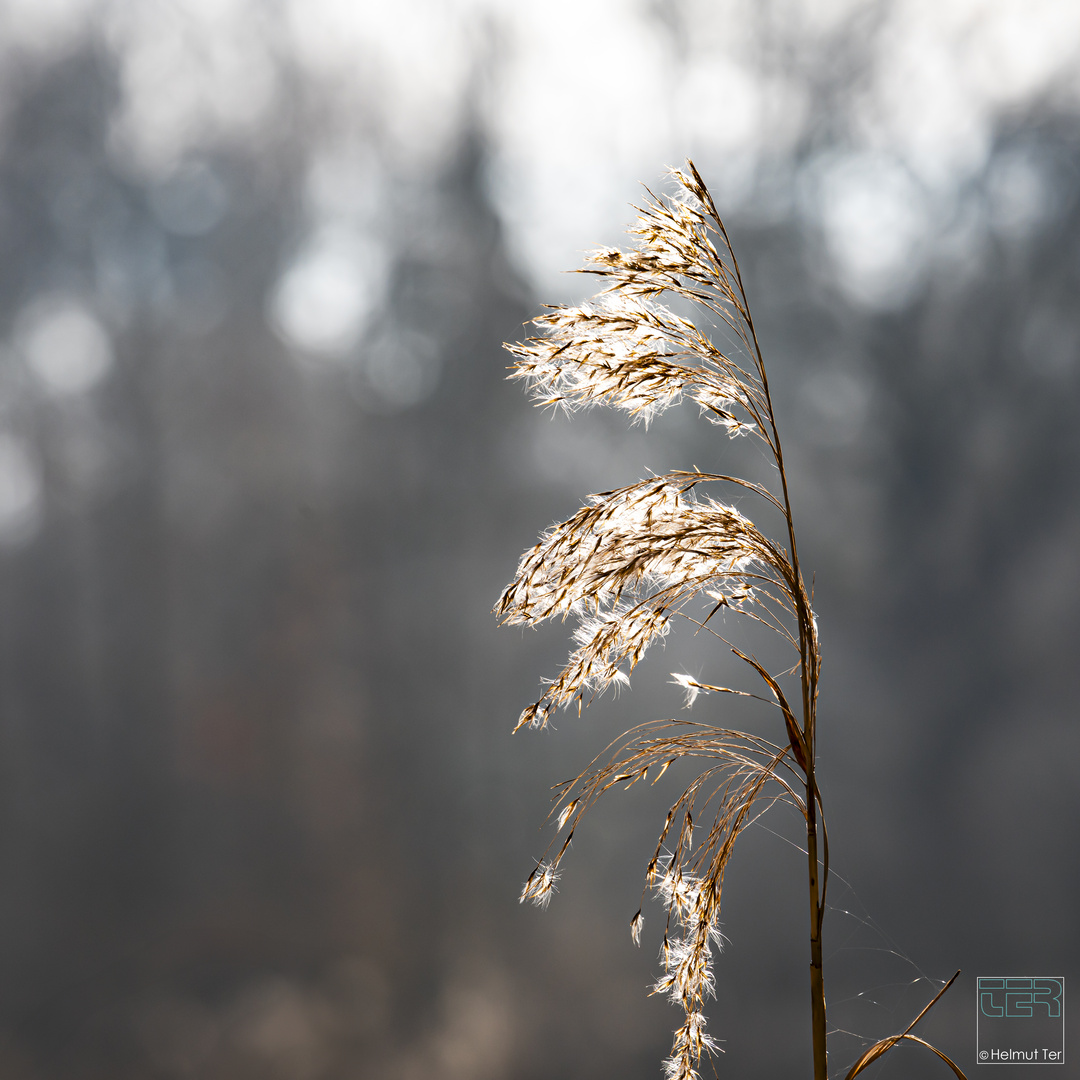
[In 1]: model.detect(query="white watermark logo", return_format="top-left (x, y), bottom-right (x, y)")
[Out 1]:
top-left (977, 977), bottom-right (1065, 1066)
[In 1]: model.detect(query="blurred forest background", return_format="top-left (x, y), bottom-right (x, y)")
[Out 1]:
top-left (0, 1), bottom-right (1076, 1077)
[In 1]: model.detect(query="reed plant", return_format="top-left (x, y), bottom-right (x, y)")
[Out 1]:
top-left (496, 163), bottom-right (966, 1080)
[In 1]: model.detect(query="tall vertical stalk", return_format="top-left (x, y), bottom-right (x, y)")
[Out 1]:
top-left (708, 191), bottom-right (828, 1080)
top-left (706, 192), bottom-right (829, 1078)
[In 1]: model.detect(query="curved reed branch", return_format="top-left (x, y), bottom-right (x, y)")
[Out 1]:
top-left (844, 972), bottom-right (968, 1080)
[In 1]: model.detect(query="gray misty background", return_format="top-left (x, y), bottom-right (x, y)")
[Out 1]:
top-left (0, 1), bottom-right (1075, 1078)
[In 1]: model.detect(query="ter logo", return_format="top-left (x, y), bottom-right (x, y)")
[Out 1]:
top-left (980, 978), bottom-right (1062, 1018)
top-left (977, 976), bottom-right (1065, 1065)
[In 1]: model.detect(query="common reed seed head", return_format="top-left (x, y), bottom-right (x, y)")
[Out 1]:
top-left (499, 161), bottom-right (822, 1080)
